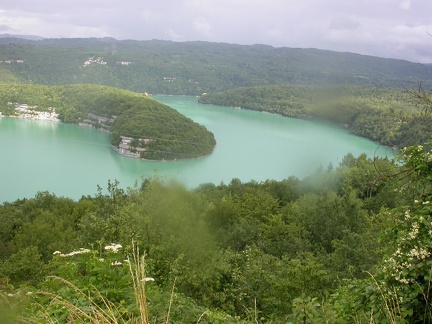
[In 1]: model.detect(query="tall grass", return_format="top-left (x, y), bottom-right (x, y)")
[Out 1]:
top-left (128, 244), bottom-right (151, 324)
top-left (40, 245), bottom-right (163, 323)
top-left (44, 276), bottom-right (129, 323)
top-left (367, 272), bottom-right (402, 324)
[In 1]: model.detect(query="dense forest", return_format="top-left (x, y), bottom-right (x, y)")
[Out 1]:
top-left (0, 83), bottom-right (216, 160)
top-left (199, 84), bottom-right (432, 148)
top-left (2, 36), bottom-right (432, 322)
top-left (1, 145), bottom-right (432, 322)
top-left (1, 37), bottom-right (432, 95)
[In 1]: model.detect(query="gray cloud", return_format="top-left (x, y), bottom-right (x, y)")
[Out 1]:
top-left (0, 0), bottom-right (431, 62)
top-left (329, 16), bottom-right (360, 31)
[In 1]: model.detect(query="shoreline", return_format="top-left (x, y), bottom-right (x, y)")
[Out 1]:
top-left (4, 114), bottom-right (211, 162)
top-left (111, 145), bottom-right (215, 162)
top-left (198, 99), bottom-right (400, 152)
top-left (1, 114), bottom-right (59, 122)
top-left (4, 103), bottom-right (60, 122)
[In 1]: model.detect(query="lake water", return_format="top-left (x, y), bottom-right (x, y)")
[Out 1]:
top-left (0, 96), bottom-right (393, 203)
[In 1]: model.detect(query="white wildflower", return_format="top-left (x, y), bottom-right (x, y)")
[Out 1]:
top-left (418, 247), bottom-right (431, 260)
top-left (60, 248), bottom-right (91, 257)
top-left (408, 223), bottom-right (419, 240)
top-left (111, 261), bottom-right (122, 266)
top-left (409, 248), bottom-right (420, 258)
top-left (105, 243), bottom-right (122, 253)
top-left (142, 277), bottom-right (155, 282)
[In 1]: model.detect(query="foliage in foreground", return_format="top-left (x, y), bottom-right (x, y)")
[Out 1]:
top-left (1, 141), bottom-right (432, 322)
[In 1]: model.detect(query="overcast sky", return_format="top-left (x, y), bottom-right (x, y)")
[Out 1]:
top-left (1, 0), bottom-right (431, 63)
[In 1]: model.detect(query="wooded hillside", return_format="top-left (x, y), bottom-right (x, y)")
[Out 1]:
top-left (1, 37), bottom-right (431, 95)
top-left (199, 84), bottom-right (432, 148)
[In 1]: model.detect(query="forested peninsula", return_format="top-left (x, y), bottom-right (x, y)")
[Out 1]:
top-left (199, 84), bottom-right (432, 148)
top-left (0, 84), bottom-right (216, 160)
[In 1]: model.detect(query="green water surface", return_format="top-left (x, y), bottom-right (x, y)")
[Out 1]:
top-left (0, 96), bottom-right (393, 203)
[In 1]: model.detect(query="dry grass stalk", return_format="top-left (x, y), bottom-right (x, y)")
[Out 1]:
top-left (47, 275), bottom-right (126, 323)
top-left (128, 244), bottom-right (150, 324)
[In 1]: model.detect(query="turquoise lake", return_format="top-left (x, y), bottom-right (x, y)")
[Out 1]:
top-left (0, 96), bottom-right (394, 203)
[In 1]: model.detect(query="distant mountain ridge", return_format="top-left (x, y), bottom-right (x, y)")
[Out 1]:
top-left (0, 33), bottom-right (45, 41)
top-left (0, 37), bottom-right (431, 95)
